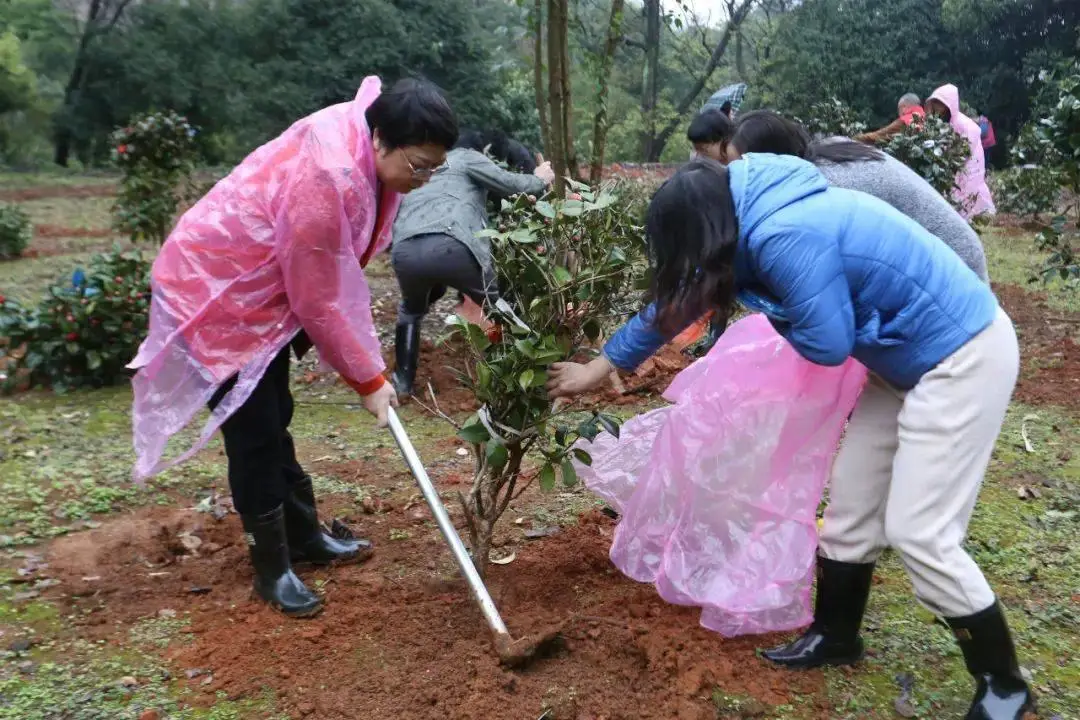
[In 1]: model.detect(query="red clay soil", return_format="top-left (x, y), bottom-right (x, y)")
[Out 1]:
top-left (34, 224), bottom-right (114, 239)
top-left (994, 283), bottom-right (1080, 410)
top-left (46, 495), bottom-right (822, 720)
top-left (0, 184), bottom-right (116, 202)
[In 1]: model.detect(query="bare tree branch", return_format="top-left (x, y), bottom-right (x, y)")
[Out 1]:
top-left (649, 0), bottom-right (758, 159)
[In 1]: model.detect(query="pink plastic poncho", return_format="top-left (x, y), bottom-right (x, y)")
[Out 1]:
top-left (929, 84), bottom-right (996, 219)
top-left (128, 76), bottom-right (400, 482)
top-left (575, 314), bottom-right (868, 636)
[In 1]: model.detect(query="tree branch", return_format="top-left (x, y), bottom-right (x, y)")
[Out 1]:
top-left (651, 0), bottom-right (758, 157)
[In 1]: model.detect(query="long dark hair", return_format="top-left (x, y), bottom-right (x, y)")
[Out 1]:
top-left (731, 110), bottom-right (884, 165)
top-left (646, 159), bottom-right (740, 335)
top-left (454, 129), bottom-right (537, 173)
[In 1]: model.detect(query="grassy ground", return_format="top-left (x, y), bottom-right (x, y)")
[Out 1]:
top-left (982, 226), bottom-right (1079, 314)
top-left (0, 182), bottom-right (1078, 719)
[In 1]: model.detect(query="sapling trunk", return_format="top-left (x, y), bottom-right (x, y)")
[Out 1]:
top-left (460, 441), bottom-right (529, 578)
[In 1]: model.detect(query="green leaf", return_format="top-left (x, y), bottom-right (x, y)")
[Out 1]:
top-left (464, 323), bottom-right (491, 352)
top-left (598, 413), bottom-right (621, 439)
top-left (86, 351), bottom-right (102, 371)
top-left (552, 266), bottom-right (573, 286)
top-left (583, 318), bottom-right (601, 342)
top-left (514, 339), bottom-right (537, 358)
top-left (509, 228), bottom-right (538, 244)
top-left (486, 442), bottom-right (508, 471)
top-left (538, 463), bottom-right (556, 491)
top-left (560, 459), bottom-right (578, 487)
top-left (476, 363), bottom-right (493, 390)
top-left (577, 419), bottom-right (600, 442)
top-left (534, 200), bottom-right (557, 219)
top-left (458, 422), bottom-right (490, 444)
top-left (518, 369), bottom-right (535, 391)
top-left (65, 342), bottom-right (80, 355)
top-left (572, 448), bottom-right (592, 466)
top-left (560, 201), bottom-right (584, 217)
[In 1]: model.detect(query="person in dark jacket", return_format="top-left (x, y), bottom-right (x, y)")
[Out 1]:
top-left (390, 130), bottom-right (554, 395)
top-left (549, 155), bottom-right (1034, 720)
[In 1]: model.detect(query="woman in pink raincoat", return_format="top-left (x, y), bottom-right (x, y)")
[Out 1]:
top-left (927, 84), bottom-right (996, 219)
top-left (128, 77), bottom-right (459, 617)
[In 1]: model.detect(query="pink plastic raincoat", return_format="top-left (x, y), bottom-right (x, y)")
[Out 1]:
top-left (575, 315), bottom-right (868, 636)
top-left (929, 84), bottom-right (996, 219)
top-left (129, 76), bottom-right (400, 482)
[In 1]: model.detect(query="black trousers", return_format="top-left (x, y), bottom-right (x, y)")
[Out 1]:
top-left (391, 233), bottom-right (499, 324)
top-left (208, 338), bottom-right (307, 515)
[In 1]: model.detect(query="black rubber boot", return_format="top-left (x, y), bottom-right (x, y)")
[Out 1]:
top-left (391, 322), bottom-right (421, 396)
top-left (762, 556), bottom-right (874, 668)
top-left (946, 601), bottom-right (1036, 720)
top-left (241, 506), bottom-right (322, 618)
top-left (285, 476), bottom-right (373, 566)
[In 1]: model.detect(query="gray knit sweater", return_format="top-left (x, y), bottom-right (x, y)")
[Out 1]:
top-left (815, 147), bottom-right (989, 282)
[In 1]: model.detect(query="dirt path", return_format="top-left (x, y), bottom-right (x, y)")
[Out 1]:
top-left (995, 283), bottom-right (1080, 410)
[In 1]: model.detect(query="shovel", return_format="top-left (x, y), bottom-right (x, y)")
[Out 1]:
top-left (386, 406), bottom-right (562, 668)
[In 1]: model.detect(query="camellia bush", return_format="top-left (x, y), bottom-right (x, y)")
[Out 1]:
top-left (440, 182), bottom-right (647, 575)
top-left (0, 248), bottom-right (150, 393)
top-left (802, 97), bottom-right (868, 138)
top-left (112, 111), bottom-right (198, 245)
top-left (0, 203), bottom-right (32, 259)
top-left (1012, 62), bottom-right (1080, 287)
top-left (881, 114), bottom-right (970, 211)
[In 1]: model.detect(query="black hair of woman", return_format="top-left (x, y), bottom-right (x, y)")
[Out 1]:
top-left (730, 110), bottom-right (883, 165)
top-left (688, 108), bottom-right (735, 145)
top-left (646, 158), bottom-right (740, 335)
top-left (454, 128), bottom-right (537, 173)
top-left (688, 108), bottom-right (735, 163)
top-left (365, 78), bottom-right (459, 150)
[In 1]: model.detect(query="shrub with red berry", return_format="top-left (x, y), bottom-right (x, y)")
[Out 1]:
top-left (0, 248), bottom-right (151, 393)
top-left (111, 110), bottom-right (199, 245)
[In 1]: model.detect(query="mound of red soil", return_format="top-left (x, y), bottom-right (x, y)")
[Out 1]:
top-left (47, 502), bottom-right (820, 720)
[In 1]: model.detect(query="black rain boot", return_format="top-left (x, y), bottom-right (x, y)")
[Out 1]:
top-left (391, 322), bottom-right (421, 396)
top-left (762, 556), bottom-right (874, 668)
top-left (241, 506), bottom-right (322, 618)
top-left (285, 476), bottom-right (373, 566)
top-left (946, 601), bottom-right (1036, 720)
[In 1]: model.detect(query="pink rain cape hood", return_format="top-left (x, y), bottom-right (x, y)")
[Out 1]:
top-left (128, 76), bottom-right (401, 482)
top-left (574, 314), bottom-right (868, 636)
top-left (929, 84), bottom-right (996, 219)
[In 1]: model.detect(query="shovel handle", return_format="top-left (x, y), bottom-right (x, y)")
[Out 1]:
top-left (386, 407), bottom-right (509, 637)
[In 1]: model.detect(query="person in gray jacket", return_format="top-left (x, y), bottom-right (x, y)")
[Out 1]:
top-left (390, 131), bottom-right (554, 395)
top-left (726, 110), bottom-right (989, 282)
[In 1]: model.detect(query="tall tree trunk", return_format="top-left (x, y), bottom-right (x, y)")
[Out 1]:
top-left (53, 0), bottom-right (132, 167)
top-left (589, 0), bottom-right (625, 183)
top-left (547, 0), bottom-right (568, 195)
top-left (557, 0), bottom-right (578, 182)
top-left (647, 0), bottom-right (757, 161)
top-left (532, 0), bottom-right (552, 156)
top-left (639, 0), bottom-right (661, 161)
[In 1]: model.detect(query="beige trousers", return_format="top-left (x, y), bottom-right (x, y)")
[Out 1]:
top-left (819, 308), bottom-right (1019, 617)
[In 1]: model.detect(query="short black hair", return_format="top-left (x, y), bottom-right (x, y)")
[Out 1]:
top-left (647, 159), bottom-right (740, 335)
top-left (732, 110), bottom-right (883, 165)
top-left (366, 78), bottom-right (459, 150)
top-left (687, 108), bottom-right (735, 145)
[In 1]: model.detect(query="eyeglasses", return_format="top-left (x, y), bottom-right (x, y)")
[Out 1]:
top-left (399, 149), bottom-right (447, 180)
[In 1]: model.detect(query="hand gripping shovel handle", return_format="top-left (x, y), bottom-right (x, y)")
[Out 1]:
top-left (386, 406), bottom-right (509, 637)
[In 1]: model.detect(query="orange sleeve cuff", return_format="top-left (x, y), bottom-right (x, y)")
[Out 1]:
top-left (346, 373), bottom-right (386, 396)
